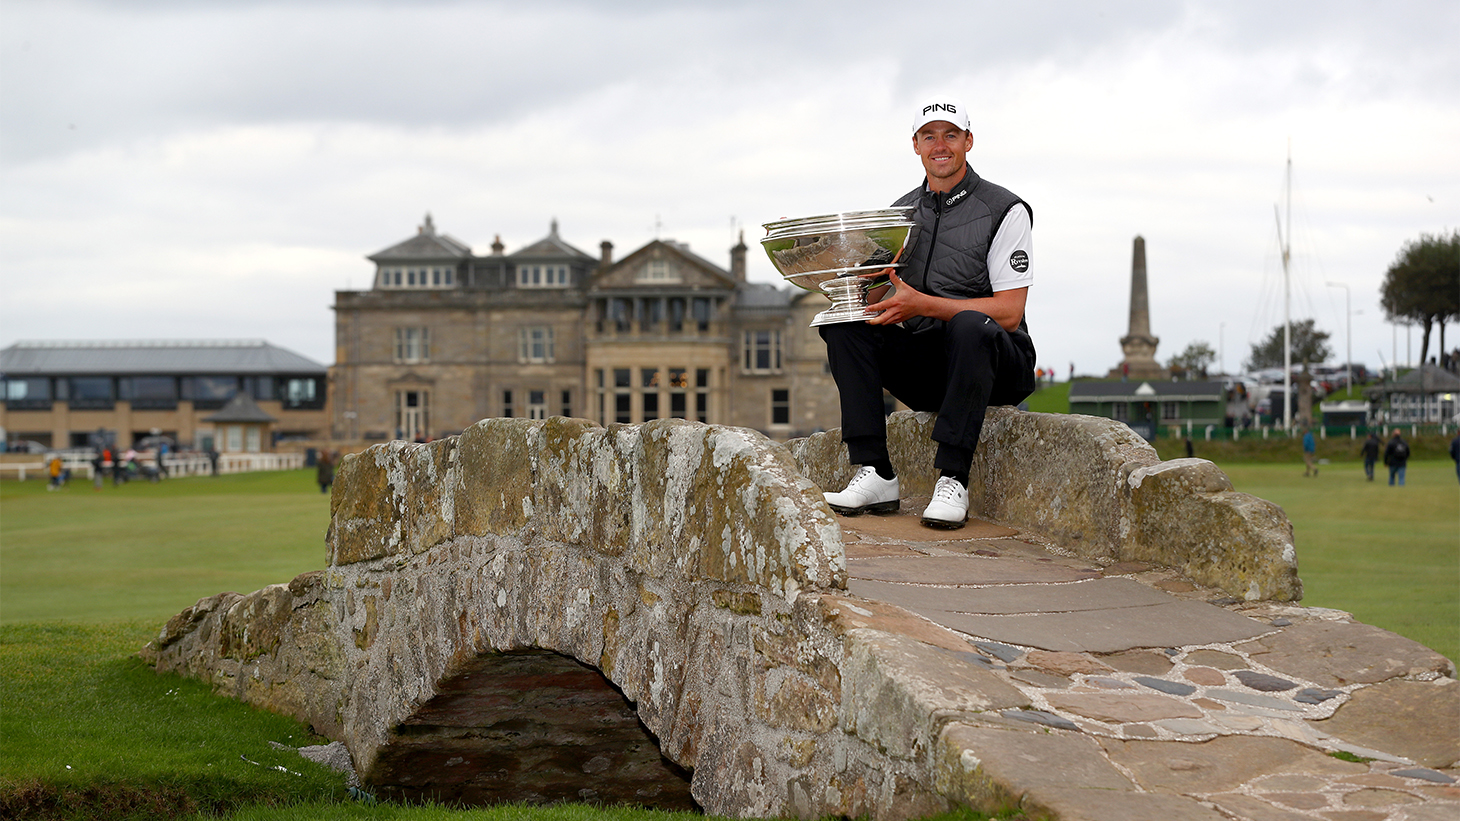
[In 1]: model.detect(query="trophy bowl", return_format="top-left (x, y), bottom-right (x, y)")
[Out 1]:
top-left (761, 207), bottom-right (919, 326)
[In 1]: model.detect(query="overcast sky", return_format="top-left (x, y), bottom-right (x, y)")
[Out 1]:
top-left (3, 0), bottom-right (1457, 379)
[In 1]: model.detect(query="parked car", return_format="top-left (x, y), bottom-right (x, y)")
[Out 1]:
top-left (133, 434), bottom-right (177, 451)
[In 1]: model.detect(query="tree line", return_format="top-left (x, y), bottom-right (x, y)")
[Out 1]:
top-left (1163, 231), bottom-right (1457, 379)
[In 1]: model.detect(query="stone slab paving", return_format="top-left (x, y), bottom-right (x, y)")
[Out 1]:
top-left (834, 511), bottom-right (1460, 820)
top-left (848, 555), bottom-right (1101, 586)
top-left (919, 599), bottom-right (1273, 654)
top-left (849, 576), bottom-right (1175, 613)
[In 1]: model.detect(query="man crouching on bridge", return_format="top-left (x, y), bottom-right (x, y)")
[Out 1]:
top-left (821, 95), bottom-right (1037, 529)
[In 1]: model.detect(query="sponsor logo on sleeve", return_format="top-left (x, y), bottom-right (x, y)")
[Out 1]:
top-left (1009, 249), bottom-right (1029, 273)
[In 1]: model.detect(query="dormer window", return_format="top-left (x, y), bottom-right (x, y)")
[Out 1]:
top-left (517, 264), bottom-right (570, 288)
top-left (378, 266), bottom-right (456, 289)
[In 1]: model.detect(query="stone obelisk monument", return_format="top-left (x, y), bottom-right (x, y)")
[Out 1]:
top-left (1110, 235), bottom-right (1167, 380)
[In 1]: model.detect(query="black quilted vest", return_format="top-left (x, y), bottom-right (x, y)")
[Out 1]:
top-left (892, 168), bottom-right (1030, 334)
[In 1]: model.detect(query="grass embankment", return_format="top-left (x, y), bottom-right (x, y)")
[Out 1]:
top-left (0, 621), bottom-right (343, 820)
top-left (1021, 380), bottom-right (1069, 414)
top-left (0, 472), bottom-right (1003, 821)
top-left (1156, 432), bottom-right (1456, 464)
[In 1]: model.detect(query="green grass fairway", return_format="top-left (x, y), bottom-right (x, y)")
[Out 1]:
top-left (1022, 380), bottom-right (1070, 414)
top-left (1218, 460), bottom-right (1459, 665)
top-left (1, 470), bottom-right (332, 624)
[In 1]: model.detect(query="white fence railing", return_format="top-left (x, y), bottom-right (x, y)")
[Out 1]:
top-left (1, 451), bottom-right (304, 481)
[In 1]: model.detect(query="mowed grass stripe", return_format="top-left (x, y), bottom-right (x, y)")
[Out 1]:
top-left (1219, 459), bottom-right (1458, 665)
top-left (1, 470), bottom-right (332, 624)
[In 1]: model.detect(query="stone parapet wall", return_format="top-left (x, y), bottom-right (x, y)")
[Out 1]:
top-left (327, 416), bottom-right (844, 595)
top-left (786, 410), bottom-right (1301, 602)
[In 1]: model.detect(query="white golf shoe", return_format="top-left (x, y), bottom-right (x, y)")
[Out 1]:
top-left (921, 475), bottom-right (968, 528)
top-left (823, 465), bottom-right (899, 515)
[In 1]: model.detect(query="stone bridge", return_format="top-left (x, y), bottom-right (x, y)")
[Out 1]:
top-left (142, 412), bottom-right (1458, 819)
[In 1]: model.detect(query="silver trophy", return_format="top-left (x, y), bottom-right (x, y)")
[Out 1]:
top-left (761, 208), bottom-right (919, 326)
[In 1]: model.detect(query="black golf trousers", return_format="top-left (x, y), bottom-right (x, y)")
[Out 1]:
top-left (819, 309), bottom-right (1036, 475)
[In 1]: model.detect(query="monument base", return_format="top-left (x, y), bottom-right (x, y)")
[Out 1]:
top-left (1108, 361), bottom-right (1169, 381)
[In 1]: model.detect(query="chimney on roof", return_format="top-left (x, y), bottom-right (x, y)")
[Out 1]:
top-left (420, 213), bottom-right (436, 236)
top-left (491, 234), bottom-right (505, 256)
top-left (600, 240), bottom-right (613, 268)
top-left (550, 218), bottom-right (559, 238)
top-left (730, 229), bottom-right (747, 282)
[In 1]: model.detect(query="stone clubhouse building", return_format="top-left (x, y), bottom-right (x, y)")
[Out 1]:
top-left (329, 215), bottom-right (842, 443)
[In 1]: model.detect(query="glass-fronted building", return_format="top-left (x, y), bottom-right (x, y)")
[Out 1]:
top-left (1, 339), bottom-right (327, 451)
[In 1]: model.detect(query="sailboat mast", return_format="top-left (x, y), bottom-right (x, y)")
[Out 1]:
top-left (1279, 146), bottom-right (1293, 431)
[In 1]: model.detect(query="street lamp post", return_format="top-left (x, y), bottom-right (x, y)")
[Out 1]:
top-left (1326, 282), bottom-right (1351, 393)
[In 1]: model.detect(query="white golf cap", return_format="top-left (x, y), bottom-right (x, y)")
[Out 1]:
top-left (911, 95), bottom-right (971, 135)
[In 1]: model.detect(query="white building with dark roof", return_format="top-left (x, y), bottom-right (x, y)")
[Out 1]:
top-left (1367, 364), bottom-right (1460, 424)
top-left (1, 339), bottom-right (327, 451)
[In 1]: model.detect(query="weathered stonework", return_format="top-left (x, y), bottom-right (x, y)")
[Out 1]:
top-left (145, 417), bottom-right (995, 818)
top-left (786, 410), bottom-right (1301, 601)
top-left (143, 411), bottom-right (1445, 820)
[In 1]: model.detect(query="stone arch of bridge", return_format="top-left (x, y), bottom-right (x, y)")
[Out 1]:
top-left (323, 417), bottom-right (847, 815)
top-left (367, 647), bottom-right (696, 809)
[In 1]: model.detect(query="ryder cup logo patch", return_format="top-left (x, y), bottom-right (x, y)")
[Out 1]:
top-left (1010, 249), bottom-right (1029, 273)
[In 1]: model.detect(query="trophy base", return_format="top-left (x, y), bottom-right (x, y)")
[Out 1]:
top-left (807, 274), bottom-right (884, 327)
top-left (810, 307), bottom-right (882, 327)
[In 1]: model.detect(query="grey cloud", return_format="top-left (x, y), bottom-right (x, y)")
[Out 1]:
top-left (1, 0), bottom-right (1196, 162)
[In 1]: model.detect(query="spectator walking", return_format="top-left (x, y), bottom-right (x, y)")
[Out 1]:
top-left (47, 455), bottom-right (63, 490)
top-left (109, 446), bottom-right (127, 486)
top-left (1302, 428), bottom-right (1317, 477)
top-left (317, 450), bottom-right (335, 494)
top-left (1360, 432), bottom-right (1380, 481)
top-left (1450, 430), bottom-right (1459, 485)
top-left (1383, 431), bottom-right (1410, 487)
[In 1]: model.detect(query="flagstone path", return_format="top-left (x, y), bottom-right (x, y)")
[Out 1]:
top-left (833, 500), bottom-right (1459, 821)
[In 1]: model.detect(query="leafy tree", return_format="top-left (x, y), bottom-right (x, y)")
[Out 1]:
top-left (1168, 341), bottom-right (1216, 379)
top-left (1380, 230), bottom-right (1460, 364)
top-left (1245, 319), bottom-right (1332, 371)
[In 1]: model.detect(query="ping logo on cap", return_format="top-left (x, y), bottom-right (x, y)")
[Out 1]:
top-left (913, 97), bottom-right (970, 134)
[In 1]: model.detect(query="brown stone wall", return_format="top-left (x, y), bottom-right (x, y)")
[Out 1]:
top-left (331, 271), bottom-right (843, 445)
top-left (332, 294), bottom-right (588, 438)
